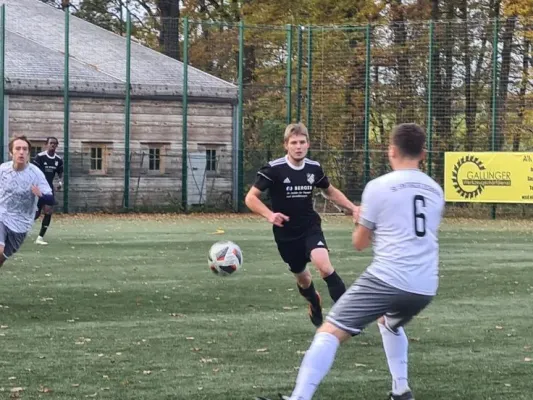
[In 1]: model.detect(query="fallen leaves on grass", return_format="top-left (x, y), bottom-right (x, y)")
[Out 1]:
top-left (256, 348), bottom-right (268, 353)
top-left (38, 386), bottom-right (53, 393)
top-left (10, 387), bottom-right (24, 395)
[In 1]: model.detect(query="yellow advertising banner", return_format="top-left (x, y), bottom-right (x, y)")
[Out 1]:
top-left (444, 152), bottom-right (533, 203)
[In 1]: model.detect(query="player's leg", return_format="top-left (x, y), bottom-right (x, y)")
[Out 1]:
top-left (0, 222), bottom-right (7, 268)
top-left (293, 268), bottom-right (323, 327)
top-left (34, 197), bottom-right (45, 221)
top-left (377, 293), bottom-right (433, 400)
top-left (285, 271), bottom-right (389, 400)
top-left (0, 224), bottom-right (27, 269)
top-left (36, 205), bottom-right (53, 245)
top-left (306, 231), bottom-right (346, 302)
top-left (277, 238), bottom-right (323, 327)
top-left (286, 321), bottom-right (350, 400)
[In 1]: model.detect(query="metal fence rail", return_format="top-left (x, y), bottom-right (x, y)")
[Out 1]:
top-left (0, 4), bottom-right (532, 217)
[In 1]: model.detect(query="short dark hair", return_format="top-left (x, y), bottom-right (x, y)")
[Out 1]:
top-left (9, 135), bottom-right (31, 153)
top-left (391, 123), bottom-right (426, 158)
top-left (46, 137), bottom-right (59, 144)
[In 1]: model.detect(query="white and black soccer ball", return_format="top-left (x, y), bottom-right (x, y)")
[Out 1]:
top-left (208, 241), bottom-right (243, 276)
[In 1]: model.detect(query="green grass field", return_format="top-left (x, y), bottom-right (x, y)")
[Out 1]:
top-left (0, 214), bottom-right (532, 400)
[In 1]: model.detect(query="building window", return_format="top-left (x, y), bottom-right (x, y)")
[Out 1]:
top-left (206, 149), bottom-right (217, 172)
top-left (30, 145), bottom-right (44, 159)
top-left (90, 146), bottom-right (104, 171)
top-left (149, 147), bottom-right (161, 171)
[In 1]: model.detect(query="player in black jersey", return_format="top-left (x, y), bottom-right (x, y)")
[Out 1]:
top-left (33, 137), bottom-right (64, 245)
top-left (245, 123), bottom-right (358, 328)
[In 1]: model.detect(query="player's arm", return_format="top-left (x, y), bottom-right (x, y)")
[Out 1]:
top-left (31, 169), bottom-right (55, 206)
top-left (245, 186), bottom-right (272, 219)
top-left (353, 224), bottom-right (372, 251)
top-left (32, 154), bottom-right (43, 170)
top-left (245, 166), bottom-right (289, 227)
top-left (57, 158), bottom-right (64, 190)
top-left (352, 181), bottom-right (378, 251)
top-left (314, 167), bottom-right (357, 213)
top-left (321, 184), bottom-right (358, 214)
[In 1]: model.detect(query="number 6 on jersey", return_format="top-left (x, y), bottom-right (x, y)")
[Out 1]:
top-left (413, 194), bottom-right (426, 237)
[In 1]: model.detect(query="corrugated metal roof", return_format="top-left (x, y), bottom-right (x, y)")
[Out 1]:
top-left (0, 0), bottom-right (237, 99)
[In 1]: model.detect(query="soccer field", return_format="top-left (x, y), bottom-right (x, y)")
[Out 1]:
top-left (0, 214), bottom-right (531, 400)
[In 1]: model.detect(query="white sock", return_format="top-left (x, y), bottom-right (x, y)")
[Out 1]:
top-left (378, 323), bottom-right (410, 395)
top-left (290, 332), bottom-right (340, 400)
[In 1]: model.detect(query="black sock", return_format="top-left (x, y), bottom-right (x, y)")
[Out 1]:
top-left (39, 214), bottom-right (52, 238)
top-left (298, 281), bottom-right (321, 308)
top-left (323, 270), bottom-right (346, 302)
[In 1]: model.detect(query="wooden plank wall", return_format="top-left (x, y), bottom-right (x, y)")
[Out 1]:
top-left (7, 95), bottom-right (235, 211)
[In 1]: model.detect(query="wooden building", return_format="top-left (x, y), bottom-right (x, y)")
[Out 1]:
top-left (1, 0), bottom-right (238, 212)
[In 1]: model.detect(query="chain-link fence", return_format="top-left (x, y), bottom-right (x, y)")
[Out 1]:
top-left (1, 1), bottom-right (532, 217)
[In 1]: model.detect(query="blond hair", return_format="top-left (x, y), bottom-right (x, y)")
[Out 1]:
top-left (9, 135), bottom-right (32, 153)
top-left (284, 123), bottom-right (309, 143)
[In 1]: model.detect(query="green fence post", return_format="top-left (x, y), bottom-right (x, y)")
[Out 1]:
top-left (286, 24), bottom-right (293, 124)
top-left (237, 20), bottom-right (244, 212)
top-left (490, 17), bottom-right (499, 220)
top-left (63, 5), bottom-right (70, 213)
top-left (363, 24), bottom-right (371, 185)
top-left (123, 11), bottom-right (132, 210)
top-left (426, 20), bottom-right (434, 178)
top-left (306, 25), bottom-right (313, 137)
top-left (491, 17), bottom-right (499, 152)
top-left (296, 26), bottom-right (303, 122)
top-left (0, 5), bottom-right (5, 164)
top-left (181, 17), bottom-right (189, 212)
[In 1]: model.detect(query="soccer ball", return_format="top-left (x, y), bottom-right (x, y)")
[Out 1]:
top-left (208, 241), bottom-right (243, 276)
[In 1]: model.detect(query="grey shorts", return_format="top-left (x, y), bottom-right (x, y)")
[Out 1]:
top-left (0, 222), bottom-right (28, 259)
top-left (326, 271), bottom-right (433, 335)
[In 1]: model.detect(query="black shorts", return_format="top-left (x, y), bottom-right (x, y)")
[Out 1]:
top-left (37, 189), bottom-right (56, 211)
top-left (275, 229), bottom-right (329, 274)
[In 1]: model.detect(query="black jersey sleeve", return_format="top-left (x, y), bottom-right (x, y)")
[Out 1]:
top-left (32, 154), bottom-right (44, 171)
top-left (57, 157), bottom-right (64, 176)
top-left (314, 165), bottom-right (330, 189)
top-left (253, 164), bottom-right (276, 192)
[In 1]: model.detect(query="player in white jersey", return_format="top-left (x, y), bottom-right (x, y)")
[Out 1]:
top-left (0, 136), bottom-right (54, 268)
top-left (256, 123), bottom-right (445, 400)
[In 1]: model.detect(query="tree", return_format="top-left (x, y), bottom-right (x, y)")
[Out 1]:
top-left (157, 0), bottom-right (180, 60)
top-left (75, 0), bottom-right (126, 33)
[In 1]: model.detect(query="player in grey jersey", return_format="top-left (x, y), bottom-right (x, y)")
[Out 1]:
top-left (0, 136), bottom-right (54, 268)
top-left (256, 123), bottom-right (445, 400)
